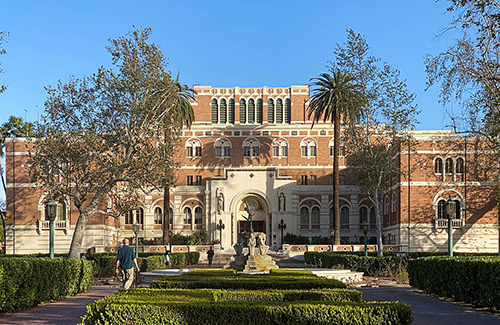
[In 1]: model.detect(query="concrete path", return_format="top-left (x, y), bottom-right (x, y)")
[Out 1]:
top-left (0, 285), bottom-right (119, 325)
top-left (359, 284), bottom-right (500, 325)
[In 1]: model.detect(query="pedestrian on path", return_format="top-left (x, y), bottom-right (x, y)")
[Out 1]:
top-left (163, 248), bottom-right (171, 267)
top-left (116, 238), bottom-right (140, 290)
top-left (207, 247), bottom-right (215, 267)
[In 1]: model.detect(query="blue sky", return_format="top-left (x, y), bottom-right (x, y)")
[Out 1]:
top-left (0, 1), bottom-right (459, 131)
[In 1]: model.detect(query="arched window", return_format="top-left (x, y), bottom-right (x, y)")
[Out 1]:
top-left (272, 138), bottom-right (288, 157)
top-left (45, 200), bottom-right (66, 221)
top-left (228, 99), bottom-right (235, 124)
top-left (125, 211), bottom-right (133, 224)
top-left (285, 98), bottom-right (291, 123)
top-left (136, 208), bottom-right (144, 224)
top-left (248, 98), bottom-right (255, 123)
top-left (300, 207), bottom-right (309, 229)
top-left (359, 206), bottom-right (368, 224)
top-left (220, 98), bottom-right (227, 124)
top-left (311, 206), bottom-right (320, 229)
top-left (329, 139), bottom-right (344, 157)
top-left (267, 98), bottom-right (275, 123)
top-left (169, 207), bottom-right (174, 225)
top-left (340, 206), bottom-right (349, 228)
top-left (239, 98), bottom-right (247, 124)
top-left (211, 98), bottom-right (218, 124)
top-left (435, 158), bottom-right (443, 174)
top-left (301, 138), bottom-right (317, 157)
top-left (194, 207), bottom-right (203, 225)
top-left (214, 138), bottom-right (231, 158)
top-left (370, 207), bottom-right (376, 227)
top-left (186, 138), bottom-right (202, 157)
top-left (384, 196), bottom-right (389, 214)
top-left (276, 98), bottom-right (284, 123)
top-left (154, 207), bottom-right (162, 224)
top-left (243, 138), bottom-right (260, 158)
top-left (183, 207), bottom-right (192, 224)
top-left (257, 98), bottom-right (263, 123)
top-left (456, 158), bottom-right (464, 174)
top-left (445, 158), bottom-right (453, 174)
top-left (437, 199), bottom-right (462, 220)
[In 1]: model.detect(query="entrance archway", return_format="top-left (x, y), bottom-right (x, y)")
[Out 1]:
top-left (232, 192), bottom-right (270, 246)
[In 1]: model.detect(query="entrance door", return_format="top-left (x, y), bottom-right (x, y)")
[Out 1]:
top-left (239, 220), bottom-right (265, 233)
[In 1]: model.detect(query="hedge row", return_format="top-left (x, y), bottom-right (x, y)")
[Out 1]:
top-left (150, 270), bottom-right (347, 290)
top-left (408, 256), bottom-right (500, 309)
top-left (213, 288), bottom-right (362, 303)
top-left (80, 288), bottom-right (412, 325)
top-left (92, 252), bottom-right (200, 279)
top-left (0, 257), bottom-right (93, 312)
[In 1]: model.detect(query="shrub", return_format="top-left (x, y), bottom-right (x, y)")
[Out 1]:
top-left (408, 256), bottom-right (500, 310)
top-left (0, 257), bottom-right (93, 312)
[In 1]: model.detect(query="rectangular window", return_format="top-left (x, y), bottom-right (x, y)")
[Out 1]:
top-left (187, 175), bottom-right (193, 186)
top-left (301, 146), bottom-right (308, 157)
top-left (195, 147), bottom-right (202, 157)
top-left (244, 146), bottom-right (251, 157)
top-left (186, 147), bottom-right (193, 157)
top-left (205, 131), bottom-right (212, 136)
top-left (339, 175), bottom-right (345, 185)
top-left (311, 146), bottom-right (317, 157)
top-left (273, 146), bottom-right (280, 157)
top-left (253, 147), bottom-right (259, 157)
top-left (195, 176), bottom-right (202, 185)
top-left (330, 175), bottom-right (334, 185)
top-left (310, 175), bottom-right (317, 185)
top-left (223, 146), bottom-right (231, 157)
top-left (301, 175), bottom-right (308, 185)
top-left (215, 147), bottom-right (222, 157)
top-left (233, 131), bottom-right (240, 136)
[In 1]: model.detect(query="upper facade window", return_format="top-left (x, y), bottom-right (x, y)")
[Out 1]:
top-left (267, 98), bottom-right (291, 124)
top-left (186, 138), bottom-right (202, 157)
top-left (211, 98), bottom-right (235, 124)
top-left (272, 138), bottom-right (288, 157)
top-left (329, 139), bottom-right (345, 157)
top-left (300, 138), bottom-right (317, 157)
top-left (214, 138), bottom-right (231, 158)
top-left (434, 158), bottom-right (443, 174)
top-left (243, 138), bottom-right (260, 157)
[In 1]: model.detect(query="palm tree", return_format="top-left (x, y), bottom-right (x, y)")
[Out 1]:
top-left (308, 69), bottom-right (364, 245)
top-left (162, 73), bottom-right (195, 245)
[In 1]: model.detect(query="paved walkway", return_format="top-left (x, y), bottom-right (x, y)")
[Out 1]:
top-left (0, 284), bottom-right (119, 325)
top-left (359, 284), bottom-right (500, 325)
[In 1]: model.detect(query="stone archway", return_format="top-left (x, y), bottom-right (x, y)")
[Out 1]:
top-left (230, 191), bottom-right (270, 246)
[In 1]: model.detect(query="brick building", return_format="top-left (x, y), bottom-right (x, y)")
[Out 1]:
top-left (4, 85), bottom-right (499, 254)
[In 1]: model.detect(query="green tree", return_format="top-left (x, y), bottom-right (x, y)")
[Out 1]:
top-left (308, 68), bottom-right (365, 245)
top-left (28, 27), bottom-right (185, 259)
top-left (336, 30), bottom-right (419, 256)
top-left (162, 73), bottom-right (195, 245)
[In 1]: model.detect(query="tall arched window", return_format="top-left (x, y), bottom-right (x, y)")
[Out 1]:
top-left (300, 138), bottom-right (317, 157)
top-left (340, 206), bottom-right (349, 228)
top-left (183, 207), bottom-right (192, 224)
top-left (228, 98), bottom-right (235, 124)
top-left (186, 138), bottom-right (202, 157)
top-left (276, 98), bottom-right (284, 123)
top-left (248, 98), bottom-right (255, 123)
top-left (329, 139), bottom-right (344, 157)
top-left (359, 206), bottom-right (368, 224)
top-left (169, 207), bottom-right (174, 225)
top-left (243, 138), bottom-right (260, 157)
top-left (267, 98), bottom-right (275, 123)
top-left (370, 207), bottom-right (376, 228)
top-left (239, 98), bottom-right (247, 124)
top-left (220, 98), bottom-right (227, 124)
top-left (214, 138), bottom-right (231, 158)
top-left (300, 207), bottom-right (309, 229)
top-left (285, 98), bottom-right (291, 123)
top-left (45, 200), bottom-right (66, 221)
top-left (211, 98), bottom-right (218, 124)
top-left (272, 138), bottom-right (288, 157)
top-left (257, 98), bottom-right (263, 123)
top-left (194, 207), bottom-right (203, 225)
top-left (154, 207), bottom-right (162, 224)
top-left (435, 158), bottom-right (443, 174)
top-left (124, 211), bottom-right (133, 224)
top-left (136, 207), bottom-right (144, 224)
top-left (311, 206), bottom-right (320, 229)
top-left (445, 158), bottom-right (453, 174)
top-left (456, 158), bottom-right (464, 174)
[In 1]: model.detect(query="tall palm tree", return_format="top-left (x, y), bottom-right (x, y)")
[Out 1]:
top-left (308, 69), bottom-right (364, 245)
top-left (162, 73), bottom-right (195, 245)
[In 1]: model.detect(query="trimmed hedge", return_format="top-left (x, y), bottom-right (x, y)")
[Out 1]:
top-left (80, 288), bottom-right (413, 325)
top-left (213, 288), bottom-right (362, 303)
top-left (408, 256), bottom-right (500, 309)
top-left (150, 271), bottom-right (347, 290)
top-left (0, 257), bottom-right (93, 312)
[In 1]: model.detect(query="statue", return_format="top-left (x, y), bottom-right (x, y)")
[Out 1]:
top-left (216, 188), bottom-right (224, 215)
top-left (278, 191), bottom-right (286, 212)
top-left (248, 232), bottom-right (256, 256)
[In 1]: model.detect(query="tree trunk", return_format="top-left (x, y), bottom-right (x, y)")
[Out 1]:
top-left (333, 110), bottom-right (340, 245)
top-left (68, 210), bottom-right (91, 259)
top-left (0, 161), bottom-right (7, 250)
top-left (373, 190), bottom-right (384, 257)
top-left (162, 185), bottom-right (170, 245)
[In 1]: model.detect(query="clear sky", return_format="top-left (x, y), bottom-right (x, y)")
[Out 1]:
top-left (0, 0), bottom-right (460, 131)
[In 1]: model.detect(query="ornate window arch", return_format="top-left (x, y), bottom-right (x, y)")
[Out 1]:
top-left (211, 98), bottom-right (218, 124)
top-left (340, 206), bottom-right (349, 228)
top-left (445, 158), bottom-right (454, 174)
top-left (300, 206), bottom-right (310, 229)
top-left (276, 98), bottom-right (284, 123)
top-left (214, 137), bottom-right (231, 158)
top-left (154, 206), bottom-right (162, 225)
top-left (239, 98), bottom-right (247, 124)
top-left (219, 98), bottom-right (227, 124)
top-left (300, 138), bottom-right (317, 157)
top-left (243, 137), bottom-right (260, 158)
top-left (456, 157), bottom-right (464, 174)
top-left (194, 206), bottom-right (203, 225)
top-left (272, 138), bottom-right (288, 157)
top-left (267, 98), bottom-right (275, 123)
top-left (183, 207), bottom-right (192, 225)
top-left (185, 138), bottom-right (202, 157)
top-left (434, 157), bottom-right (443, 174)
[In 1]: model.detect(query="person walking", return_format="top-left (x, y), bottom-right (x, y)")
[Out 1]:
top-left (116, 238), bottom-right (140, 290)
top-left (163, 248), bottom-right (171, 267)
top-left (207, 247), bottom-right (215, 267)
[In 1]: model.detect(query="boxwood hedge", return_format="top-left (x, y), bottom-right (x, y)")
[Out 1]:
top-left (0, 257), bottom-right (93, 312)
top-left (80, 288), bottom-right (413, 325)
top-left (408, 256), bottom-right (500, 309)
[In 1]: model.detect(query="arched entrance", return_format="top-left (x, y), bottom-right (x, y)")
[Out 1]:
top-left (232, 193), bottom-right (270, 243)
